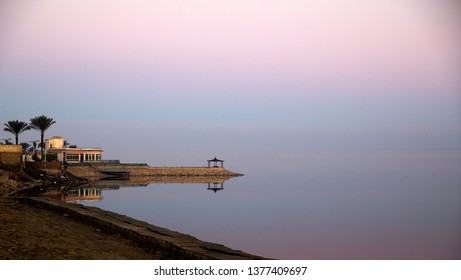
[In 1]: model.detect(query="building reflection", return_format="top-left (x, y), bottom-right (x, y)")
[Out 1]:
top-left (41, 186), bottom-right (105, 203)
top-left (43, 176), bottom-right (235, 203)
top-left (64, 187), bottom-right (103, 202)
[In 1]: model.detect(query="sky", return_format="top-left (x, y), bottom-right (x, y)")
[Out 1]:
top-left (1, 0), bottom-right (460, 166)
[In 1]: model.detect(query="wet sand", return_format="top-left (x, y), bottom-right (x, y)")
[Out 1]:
top-left (0, 198), bottom-right (159, 259)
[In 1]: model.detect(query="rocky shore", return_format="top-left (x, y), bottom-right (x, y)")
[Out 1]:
top-left (0, 169), bottom-right (34, 197)
top-left (0, 167), bottom-right (82, 197)
top-left (0, 167), bottom-right (87, 197)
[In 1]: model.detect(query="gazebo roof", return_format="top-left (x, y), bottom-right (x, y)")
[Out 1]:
top-left (207, 157), bottom-right (224, 162)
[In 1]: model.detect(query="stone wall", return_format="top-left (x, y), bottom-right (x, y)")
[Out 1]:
top-left (0, 145), bottom-right (22, 166)
top-left (27, 161), bottom-right (62, 170)
top-left (133, 167), bottom-right (241, 177)
top-left (65, 165), bottom-right (243, 180)
top-left (66, 166), bottom-right (104, 180)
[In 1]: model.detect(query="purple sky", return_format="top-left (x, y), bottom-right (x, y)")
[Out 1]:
top-left (1, 0), bottom-right (460, 165)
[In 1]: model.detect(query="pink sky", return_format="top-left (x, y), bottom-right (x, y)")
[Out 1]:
top-left (2, 0), bottom-right (459, 95)
top-left (2, 2), bottom-right (460, 262)
top-left (1, 0), bottom-right (460, 155)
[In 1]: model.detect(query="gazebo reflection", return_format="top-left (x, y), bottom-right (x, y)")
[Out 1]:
top-left (207, 182), bottom-right (224, 193)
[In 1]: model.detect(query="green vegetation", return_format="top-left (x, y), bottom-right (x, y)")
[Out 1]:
top-left (2, 115), bottom-right (56, 161)
top-left (28, 115), bottom-right (56, 161)
top-left (20, 142), bottom-right (31, 153)
top-left (3, 120), bottom-right (30, 145)
top-left (45, 153), bottom-right (57, 162)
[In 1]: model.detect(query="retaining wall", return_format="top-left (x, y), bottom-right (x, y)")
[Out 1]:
top-left (27, 161), bottom-right (62, 170)
top-left (0, 145), bottom-right (22, 166)
top-left (66, 166), bottom-right (106, 180)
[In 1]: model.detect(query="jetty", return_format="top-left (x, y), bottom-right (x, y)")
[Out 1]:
top-left (33, 158), bottom-right (243, 181)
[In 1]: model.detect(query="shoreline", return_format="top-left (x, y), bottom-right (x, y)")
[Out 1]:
top-left (1, 167), bottom-right (264, 260)
top-left (10, 196), bottom-right (266, 260)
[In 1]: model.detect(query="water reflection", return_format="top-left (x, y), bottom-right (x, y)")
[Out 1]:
top-left (207, 182), bottom-right (224, 193)
top-left (65, 187), bottom-right (103, 202)
top-left (43, 176), bottom-right (234, 202)
top-left (71, 149), bottom-right (461, 259)
top-left (40, 187), bottom-right (105, 202)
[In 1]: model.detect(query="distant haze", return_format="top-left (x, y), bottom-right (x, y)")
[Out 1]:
top-left (1, 0), bottom-right (460, 166)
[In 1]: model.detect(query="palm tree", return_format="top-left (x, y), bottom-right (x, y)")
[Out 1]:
top-left (3, 120), bottom-right (30, 145)
top-left (20, 142), bottom-right (31, 153)
top-left (31, 141), bottom-right (38, 160)
top-left (29, 115), bottom-right (56, 161)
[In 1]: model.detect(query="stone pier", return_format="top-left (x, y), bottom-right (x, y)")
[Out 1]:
top-left (66, 164), bottom-right (243, 180)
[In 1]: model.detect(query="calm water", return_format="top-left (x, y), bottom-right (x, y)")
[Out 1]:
top-left (76, 149), bottom-right (461, 259)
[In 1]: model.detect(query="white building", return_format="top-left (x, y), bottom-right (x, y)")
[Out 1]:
top-left (45, 136), bottom-right (103, 164)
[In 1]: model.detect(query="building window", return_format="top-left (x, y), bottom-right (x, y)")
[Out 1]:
top-left (84, 154), bottom-right (97, 161)
top-left (66, 154), bottom-right (79, 162)
top-left (96, 154), bottom-right (101, 161)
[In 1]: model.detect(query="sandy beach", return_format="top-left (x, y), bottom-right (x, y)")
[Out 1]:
top-left (0, 197), bottom-right (159, 259)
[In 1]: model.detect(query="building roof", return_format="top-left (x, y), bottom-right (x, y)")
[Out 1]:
top-left (47, 147), bottom-right (103, 153)
top-left (207, 157), bottom-right (224, 162)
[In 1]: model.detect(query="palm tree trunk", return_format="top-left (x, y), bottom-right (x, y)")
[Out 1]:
top-left (40, 131), bottom-right (44, 161)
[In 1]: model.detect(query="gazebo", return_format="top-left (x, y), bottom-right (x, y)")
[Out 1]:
top-left (207, 157), bottom-right (224, 168)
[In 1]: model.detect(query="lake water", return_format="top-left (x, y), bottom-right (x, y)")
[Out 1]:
top-left (76, 149), bottom-right (461, 259)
